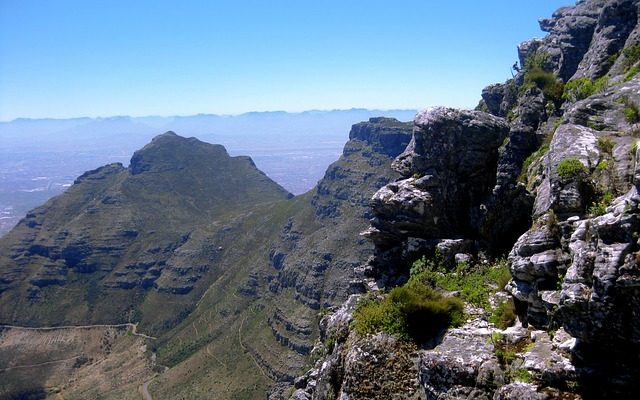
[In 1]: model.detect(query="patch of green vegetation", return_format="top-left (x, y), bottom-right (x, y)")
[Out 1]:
top-left (489, 298), bottom-right (517, 329)
top-left (596, 160), bottom-right (609, 171)
top-left (557, 158), bottom-right (587, 181)
top-left (608, 51), bottom-right (620, 66)
top-left (411, 257), bottom-right (511, 311)
top-left (519, 120), bottom-right (562, 184)
top-left (325, 335), bottom-right (336, 352)
top-left (597, 136), bottom-right (615, 156)
top-left (588, 191), bottom-right (614, 216)
top-left (489, 332), bottom-right (517, 365)
top-left (525, 69), bottom-right (564, 101)
top-left (519, 143), bottom-right (550, 183)
top-left (562, 76), bottom-right (609, 102)
top-left (624, 65), bottom-right (640, 82)
top-left (513, 368), bottom-right (532, 383)
top-left (352, 280), bottom-right (464, 343)
top-left (522, 51), bottom-right (564, 102)
top-left (623, 44), bottom-right (640, 70)
top-left (622, 98), bottom-right (640, 123)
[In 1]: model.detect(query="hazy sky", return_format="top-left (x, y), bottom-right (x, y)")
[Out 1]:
top-left (0, 1), bottom-right (570, 121)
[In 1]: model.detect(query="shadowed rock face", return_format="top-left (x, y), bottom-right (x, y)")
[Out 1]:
top-left (363, 107), bottom-right (509, 284)
top-left (270, 117), bottom-right (413, 311)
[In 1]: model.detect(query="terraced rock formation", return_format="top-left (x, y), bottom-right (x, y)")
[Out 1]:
top-left (0, 119), bottom-right (411, 398)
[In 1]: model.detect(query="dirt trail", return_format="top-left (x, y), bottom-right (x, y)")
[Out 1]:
top-left (0, 323), bottom-right (157, 340)
top-left (141, 379), bottom-right (153, 400)
top-left (0, 355), bottom-right (83, 373)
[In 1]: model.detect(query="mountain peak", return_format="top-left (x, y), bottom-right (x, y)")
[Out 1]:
top-left (129, 131), bottom-right (228, 175)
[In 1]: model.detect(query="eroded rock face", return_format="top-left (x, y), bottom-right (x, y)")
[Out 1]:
top-left (364, 107), bottom-right (509, 284)
top-left (296, 1), bottom-right (640, 399)
top-left (294, 302), bottom-right (579, 400)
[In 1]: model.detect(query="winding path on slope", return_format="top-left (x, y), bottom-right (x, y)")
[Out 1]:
top-left (141, 378), bottom-right (154, 400)
top-left (1, 323), bottom-right (158, 399)
top-left (0, 323), bottom-right (157, 340)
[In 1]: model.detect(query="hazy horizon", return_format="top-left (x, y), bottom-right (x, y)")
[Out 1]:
top-left (0, 107), bottom-right (417, 123)
top-left (1, 1), bottom-right (571, 121)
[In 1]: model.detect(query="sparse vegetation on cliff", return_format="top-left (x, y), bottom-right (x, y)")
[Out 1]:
top-left (410, 256), bottom-right (511, 309)
top-left (522, 52), bottom-right (564, 103)
top-left (352, 279), bottom-right (464, 343)
top-left (562, 76), bottom-right (609, 102)
top-left (557, 158), bottom-right (587, 181)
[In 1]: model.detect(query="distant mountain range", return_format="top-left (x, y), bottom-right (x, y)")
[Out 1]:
top-left (0, 109), bottom-right (416, 235)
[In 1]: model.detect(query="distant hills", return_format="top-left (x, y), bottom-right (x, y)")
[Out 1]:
top-left (0, 109), bottom-right (415, 235)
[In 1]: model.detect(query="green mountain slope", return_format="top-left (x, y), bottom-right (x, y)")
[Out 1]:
top-left (0, 119), bottom-right (412, 398)
top-left (0, 131), bottom-right (291, 330)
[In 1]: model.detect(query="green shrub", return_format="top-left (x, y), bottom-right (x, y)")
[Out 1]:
top-left (562, 76), bottom-right (609, 102)
top-left (513, 369), bottom-right (532, 383)
top-left (588, 191), bottom-right (614, 216)
top-left (556, 158), bottom-right (587, 181)
top-left (485, 258), bottom-right (512, 290)
top-left (411, 257), bottom-right (511, 310)
top-left (525, 68), bottom-right (564, 101)
top-left (623, 101), bottom-right (640, 123)
top-left (624, 65), bottom-right (640, 82)
top-left (352, 280), bottom-right (464, 343)
top-left (597, 136), bottom-right (615, 155)
top-left (519, 144), bottom-right (549, 183)
top-left (489, 298), bottom-right (517, 329)
top-left (519, 120), bottom-right (562, 183)
top-left (496, 348), bottom-right (518, 366)
top-left (596, 160), bottom-right (609, 170)
top-left (522, 51), bottom-right (564, 102)
top-left (623, 44), bottom-right (640, 70)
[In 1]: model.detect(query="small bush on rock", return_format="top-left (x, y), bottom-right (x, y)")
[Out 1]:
top-left (562, 76), bottom-right (609, 102)
top-left (489, 298), bottom-right (517, 329)
top-left (352, 280), bottom-right (463, 343)
top-left (597, 136), bottom-right (614, 156)
top-left (411, 257), bottom-right (510, 310)
top-left (588, 191), bottom-right (614, 216)
top-left (522, 51), bottom-right (564, 102)
top-left (622, 99), bottom-right (639, 124)
top-left (557, 158), bottom-right (587, 181)
top-left (623, 44), bottom-right (640, 70)
top-left (624, 65), bottom-right (639, 82)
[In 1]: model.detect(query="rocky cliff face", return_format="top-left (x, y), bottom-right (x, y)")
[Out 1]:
top-left (294, 1), bottom-right (640, 399)
top-left (362, 108), bottom-right (510, 285)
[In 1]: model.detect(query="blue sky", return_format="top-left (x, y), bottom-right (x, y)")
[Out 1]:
top-left (0, 1), bottom-right (571, 121)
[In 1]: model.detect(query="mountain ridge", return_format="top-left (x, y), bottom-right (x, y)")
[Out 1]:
top-left (0, 118), bottom-right (413, 398)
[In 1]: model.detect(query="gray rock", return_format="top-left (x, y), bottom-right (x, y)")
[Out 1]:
top-left (366, 107), bottom-right (509, 283)
top-left (492, 383), bottom-right (544, 400)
